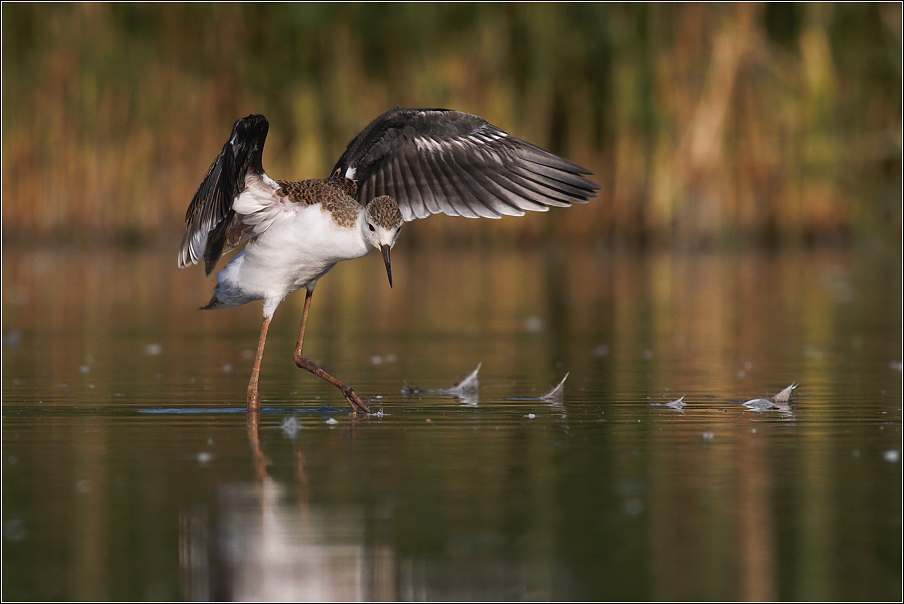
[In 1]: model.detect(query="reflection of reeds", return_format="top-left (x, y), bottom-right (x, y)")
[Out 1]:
top-left (2, 4), bottom-right (900, 245)
top-left (2, 244), bottom-right (902, 600)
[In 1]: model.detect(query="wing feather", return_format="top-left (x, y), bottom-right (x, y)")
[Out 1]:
top-left (423, 149), bottom-right (469, 218)
top-left (475, 167), bottom-right (550, 213)
top-left (437, 151), bottom-right (497, 218)
top-left (331, 108), bottom-right (600, 223)
top-left (507, 164), bottom-right (590, 204)
top-left (178, 114), bottom-right (270, 274)
top-left (443, 145), bottom-right (506, 215)
top-left (455, 157), bottom-right (527, 217)
top-left (405, 145), bottom-right (443, 216)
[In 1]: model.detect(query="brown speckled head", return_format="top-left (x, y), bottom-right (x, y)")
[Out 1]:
top-left (365, 195), bottom-right (403, 230)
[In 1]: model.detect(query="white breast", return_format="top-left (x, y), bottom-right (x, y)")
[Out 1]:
top-left (216, 205), bottom-right (370, 317)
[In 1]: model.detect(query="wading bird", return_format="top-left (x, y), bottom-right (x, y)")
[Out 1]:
top-left (179, 108), bottom-right (599, 413)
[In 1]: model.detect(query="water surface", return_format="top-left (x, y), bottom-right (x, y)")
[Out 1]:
top-left (2, 244), bottom-right (901, 600)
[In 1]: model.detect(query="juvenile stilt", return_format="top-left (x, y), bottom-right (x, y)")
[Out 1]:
top-left (293, 290), bottom-right (370, 414)
top-left (180, 110), bottom-right (598, 414)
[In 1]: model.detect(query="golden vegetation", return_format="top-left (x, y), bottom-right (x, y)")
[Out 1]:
top-left (2, 3), bottom-right (900, 246)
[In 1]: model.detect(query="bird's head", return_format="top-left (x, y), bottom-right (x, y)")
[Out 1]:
top-left (362, 195), bottom-right (404, 287)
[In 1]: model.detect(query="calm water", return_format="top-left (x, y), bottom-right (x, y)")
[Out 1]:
top-left (2, 243), bottom-right (902, 601)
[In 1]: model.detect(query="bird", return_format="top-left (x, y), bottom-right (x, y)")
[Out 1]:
top-left (178, 108), bottom-right (600, 413)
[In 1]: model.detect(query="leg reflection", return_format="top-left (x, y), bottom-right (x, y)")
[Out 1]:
top-left (179, 413), bottom-right (394, 601)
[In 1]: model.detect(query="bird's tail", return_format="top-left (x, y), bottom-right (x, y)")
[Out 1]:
top-left (199, 291), bottom-right (225, 311)
top-left (198, 276), bottom-right (257, 311)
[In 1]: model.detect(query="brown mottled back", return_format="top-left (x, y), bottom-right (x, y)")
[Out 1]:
top-left (275, 178), bottom-right (362, 228)
top-left (331, 173), bottom-right (358, 198)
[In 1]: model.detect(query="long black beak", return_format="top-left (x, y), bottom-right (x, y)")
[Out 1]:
top-left (381, 244), bottom-right (393, 288)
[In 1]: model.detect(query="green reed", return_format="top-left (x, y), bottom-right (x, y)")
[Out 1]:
top-left (1, 3), bottom-right (900, 247)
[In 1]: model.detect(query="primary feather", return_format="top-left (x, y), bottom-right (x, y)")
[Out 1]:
top-left (178, 114), bottom-right (269, 275)
top-left (332, 108), bottom-right (600, 222)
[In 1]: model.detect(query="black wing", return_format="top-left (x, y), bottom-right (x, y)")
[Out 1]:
top-left (331, 108), bottom-right (600, 221)
top-left (178, 114), bottom-right (269, 273)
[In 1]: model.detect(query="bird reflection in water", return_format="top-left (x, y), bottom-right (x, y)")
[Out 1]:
top-left (179, 411), bottom-right (394, 601)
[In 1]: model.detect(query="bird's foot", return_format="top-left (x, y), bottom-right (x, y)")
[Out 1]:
top-left (294, 352), bottom-right (369, 414)
top-left (341, 384), bottom-right (370, 414)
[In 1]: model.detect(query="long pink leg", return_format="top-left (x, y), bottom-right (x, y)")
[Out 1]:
top-left (247, 316), bottom-right (271, 411)
top-left (293, 289), bottom-right (369, 413)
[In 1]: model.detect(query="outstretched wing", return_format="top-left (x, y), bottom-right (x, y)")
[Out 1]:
top-left (179, 114), bottom-right (269, 274)
top-left (331, 108), bottom-right (600, 221)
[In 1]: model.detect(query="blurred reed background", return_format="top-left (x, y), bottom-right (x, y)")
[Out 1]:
top-left (1, 3), bottom-right (901, 248)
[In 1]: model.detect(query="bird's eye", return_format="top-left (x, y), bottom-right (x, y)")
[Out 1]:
top-left (368, 224), bottom-right (375, 232)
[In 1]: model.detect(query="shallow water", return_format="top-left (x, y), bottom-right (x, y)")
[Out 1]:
top-left (2, 243), bottom-right (902, 600)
